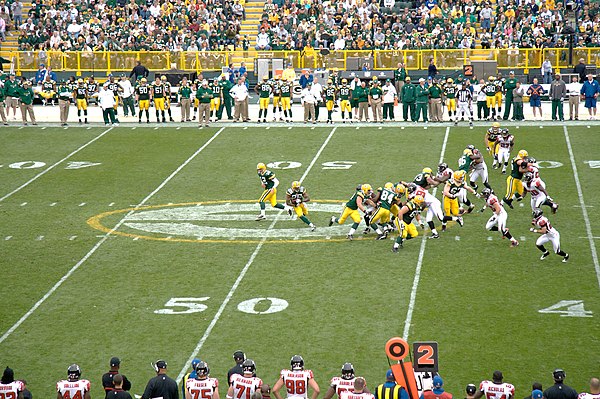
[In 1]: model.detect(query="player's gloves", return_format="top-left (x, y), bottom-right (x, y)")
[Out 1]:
top-left (419, 221), bottom-right (425, 229)
top-left (475, 193), bottom-right (481, 198)
top-left (529, 227), bottom-right (536, 232)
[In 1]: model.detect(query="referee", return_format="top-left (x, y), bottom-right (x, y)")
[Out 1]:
top-left (543, 369), bottom-right (577, 399)
top-left (375, 370), bottom-right (409, 399)
top-left (141, 360), bottom-right (179, 399)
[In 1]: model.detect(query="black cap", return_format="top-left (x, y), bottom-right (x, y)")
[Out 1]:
top-left (154, 360), bottom-right (167, 371)
top-left (466, 384), bottom-right (477, 395)
top-left (110, 357), bottom-right (121, 367)
top-left (1, 367), bottom-right (14, 384)
top-left (233, 351), bottom-right (245, 361)
top-left (553, 369), bottom-right (565, 382)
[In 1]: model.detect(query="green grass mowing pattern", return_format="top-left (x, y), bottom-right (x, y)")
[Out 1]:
top-left (0, 125), bottom-right (597, 399)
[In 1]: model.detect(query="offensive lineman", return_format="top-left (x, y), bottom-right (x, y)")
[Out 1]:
top-left (530, 210), bottom-right (569, 262)
top-left (272, 355), bottom-right (320, 399)
top-left (185, 362), bottom-right (219, 399)
top-left (323, 363), bottom-right (363, 399)
top-left (392, 195), bottom-right (425, 252)
top-left (227, 360), bottom-right (262, 399)
top-left (286, 182), bottom-right (316, 231)
top-left (57, 364), bottom-right (92, 399)
top-left (329, 184), bottom-right (374, 240)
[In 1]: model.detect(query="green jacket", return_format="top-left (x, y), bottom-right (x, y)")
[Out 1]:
top-left (220, 80), bottom-right (234, 98)
top-left (4, 79), bottom-right (20, 97)
top-left (416, 85), bottom-right (430, 103)
top-left (369, 86), bottom-right (383, 100)
top-left (504, 77), bottom-right (518, 95)
top-left (178, 85), bottom-right (192, 99)
top-left (401, 83), bottom-right (416, 103)
top-left (19, 87), bottom-right (34, 104)
top-left (429, 84), bottom-right (442, 99)
top-left (394, 68), bottom-right (407, 82)
top-left (196, 87), bottom-right (214, 103)
top-left (356, 86), bottom-right (369, 103)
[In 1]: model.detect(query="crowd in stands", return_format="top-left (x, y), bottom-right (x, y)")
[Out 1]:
top-left (0, 0), bottom-right (597, 53)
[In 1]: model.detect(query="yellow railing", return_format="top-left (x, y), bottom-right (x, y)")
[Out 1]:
top-left (0, 48), bottom-right (598, 74)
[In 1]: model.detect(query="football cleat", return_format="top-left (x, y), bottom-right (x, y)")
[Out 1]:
top-left (457, 216), bottom-right (464, 227)
top-left (552, 203), bottom-right (559, 214)
top-left (466, 204), bottom-right (475, 214)
top-left (540, 251), bottom-right (551, 260)
top-left (392, 246), bottom-right (399, 253)
top-left (510, 240), bottom-right (519, 247)
top-left (562, 254), bottom-right (570, 263)
top-left (363, 227), bottom-right (371, 234)
top-left (255, 214), bottom-right (266, 221)
top-left (287, 208), bottom-right (293, 217)
top-left (310, 224), bottom-right (316, 232)
top-left (376, 233), bottom-right (387, 240)
top-left (329, 216), bottom-right (336, 227)
top-left (429, 233), bottom-right (440, 239)
top-left (346, 234), bottom-right (353, 241)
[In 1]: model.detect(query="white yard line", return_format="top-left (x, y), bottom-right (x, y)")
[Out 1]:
top-left (402, 126), bottom-right (450, 341)
top-left (176, 126), bottom-right (337, 383)
top-left (0, 127), bottom-right (113, 202)
top-left (0, 127), bottom-right (226, 346)
top-left (563, 126), bottom-right (600, 290)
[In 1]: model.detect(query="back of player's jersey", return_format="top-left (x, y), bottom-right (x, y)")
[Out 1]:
top-left (57, 379), bottom-right (91, 399)
top-left (186, 377), bottom-right (219, 399)
top-left (231, 375), bottom-right (262, 399)
top-left (480, 381), bottom-right (514, 399)
top-left (330, 377), bottom-right (356, 397)
top-left (0, 381), bottom-right (24, 399)
top-left (281, 369), bottom-right (313, 399)
top-left (339, 392), bottom-right (374, 399)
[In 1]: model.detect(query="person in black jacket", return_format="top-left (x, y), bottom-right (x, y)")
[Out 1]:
top-left (142, 360), bottom-right (178, 399)
top-left (102, 357), bottom-right (132, 398)
top-left (130, 60), bottom-right (150, 80)
top-left (227, 351), bottom-right (246, 385)
top-left (574, 58), bottom-right (587, 83)
top-left (543, 369), bottom-right (577, 399)
top-left (108, 375), bottom-right (132, 399)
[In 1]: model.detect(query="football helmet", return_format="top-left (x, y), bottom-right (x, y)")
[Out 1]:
top-left (263, 76), bottom-right (269, 81)
top-left (242, 359), bottom-right (256, 374)
top-left (384, 182), bottom-right (394, 190)
top-left (525, 156), bottom-right (537, 164)
top-left (327, 79), bottom-right (333, 85)
top-left (488, 75), bottom-right (495, 81)
top-left (77, 78), bottom-right (84, 84)
top-left (453, 170), bottom-right (466, 183)
top-left (161, 75), bottom-right (167, 81)
top-left (361, 184), bottom-right (373, 196)
top-left (463, 149), bottom-right (473, 156)
top-left (275, 75), bottom-right (281, 80)
top-left (501, 129), bottom-right (509, 136)
top-left (341, 363), bottom-right (355, 380)
top-left (67, 364), bottom-right (81, 381)
top-left (553, 369), bottom-right (566, 382)
top-left (395, 183), bottom-right (406, 195)
top-left (412, 195), bottom-right (425, 207)
top-left (522, 172), bottom-right (534, 182)
top-left (195, 361), bottom-right (210, 378)
top-left (466, 384), bottom-right (477, 396)
top-left (291, 181), bottom-right (301, 191)
top-left (517, 149), bottom-right (529, 159)
top-left (141, 78), bottom-right (147, 83)
top-left (422, 167), bottom-right (432, 175)
top-left (532, 209), bottom-right (543, 220)
top-left (406, 183), bottom-right (417, 194)
top-left (447, 78), bottom-right (453, 83)
top-left (437, 162), bottom-right (448, 174)
top-left (481, 188), bottom-right (493, 198)
top-left (466, 144), bottom-right (475, 151)
top-left (492, 122), bottom-right (500, 129)
top-left (341, 78), bottom-right (348, 84)
top-left (290, 355), bottom-right (304, 371)
top-left (257, 163), bottom-right (267, 174)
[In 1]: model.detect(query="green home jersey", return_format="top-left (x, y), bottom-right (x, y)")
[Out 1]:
top-left (378, 188), bottom-right (396, 210)
top-left (41, 80), bottom-right (55, 91)
top-left (136, 85), bottom-right (150, 100)
top-left (402, 201), bottom-right (421, 224)
top-left (339, 86), bottom-right (350, 100)
top-left (258, 82), bottom-right (271, 98)
top-left (483, 83), bottom-right (496, 97)
top-left (75, 86), bottom-right (87, 99)
top-left (444, 85), bottom-right (457, 99)
top-left (458, 154), bottom-right (472, 172)
top-left (345, 190), bottom-right (364, 210)
top-left (258, 170), bottom-right (276, 189)
top-left (511, 158), bottom-right (523, 179)
top-left (280, 83), bottom-right (291, 97)
top-left (413, 172), bottom-right (430, 188)
top-left (324, 86), bottom-right (336, 101)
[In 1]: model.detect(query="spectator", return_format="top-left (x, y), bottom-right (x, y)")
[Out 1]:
top-left (543, 370), bottom-right (577, 399)
top-left (580, 74), bottom-right (600, 120)
top-left (550, 73), bottom-right (566, 121)
top-left (102, 358), bottom-right (132, 399)
top-left (574, 59), bottom-right (587, 83)
top-left (567, 76), bottom-right (582, 120)
top-left (99, 83), bottom-right (118, 126)
top-left (301, 82), bottom-right (317, 124)
top-left (421, 376), bottom-right (452, 399)
top-left (299, 70), bottom-right (313, 89)
top-left (541, 58), bottom-right (553, 85)
top-left (46, 67), bottom-right (57, 82)
top-left (512, 81), bottom-right (524, 121)
top-left (11, 1), bottom-right (23, 27)
top-left (129, 60), bottom-right (149, 80)
top-left (0, 15), bottom-right (5, 42)
top-left (108, 375), bottom-right (133, 399)
top-left (401, 77), bottom-right (416, 121)
top-left (479, 4), bottom-right (493, 32)
top-left (578, 378), bottom-right (600, 399)
top-left (255, 28), bottom-right (271, 50)
top-left (34, 64), bottom-right (46, 84)
top-left (226, 63), bottom-right (236, 84)
top-left (428, 59), bottom-right (438, 80)
top-left (232, 1), bottom-right (245, 20)
top-left (375, 370), bottom-right (408, 399)
top-left (141, 361), bottom-right (178, 399)
top-left (238, 63), bottom-right (247, 81)
top-left (526, 77), bottom-right (544, 121)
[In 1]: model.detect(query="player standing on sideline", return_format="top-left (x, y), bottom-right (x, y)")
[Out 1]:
top-left (181, 359), bottom-right (201, 399)
top-left (577, 378), bottom-right (599, 399)
top-left (530, 210), bottom-right (569, 262)
top-left (185, 362), bottom-right (219, 399)
top-left (338, 79), bottom-right (352, 123)
top-left (444, 78), bottom-right (457, 122)
top-left (455, 81), bottom-right (474, 127)
top-left (0, 367), bottom-right (24, 399)
top-left (324, 80), bottom-right (337, 124)
top-left (280, 78), bottom-right (293, 123)
top-left (286, 182), bottom-right (316, 231)
top-left (323, 364), bottom-right (363, 399)
top-left (161, 76), bottom-right (175, 122)
top-left (544, 370), bottom-right (578, 399)
top-left (141, 360), bottom-right (178, 399)
top-left (473, 372), bottom-right (513, 399)
top-left (485, 122), bottom-right (501, 169)
top-left (329, 184), bottom-right (373, 240)
top-left (151, 76), bottom-right (167, 123)
top-left (494, 73), bottom-right (505, 119)
top-left (496, 129), bottom-right (514, 174)
top-left (57, 365), bottom-right (92, 399)
top-left (340, 378), bottom-right (372, 399)
top-left (210, 78), bottom-right (223, 123)
top-left (255, 76), bottom-right (271, 124)
top-left (482, 76), bottom-right (497, 120)
top-left (74, 79), bottom-right (89, 124)
top-left (272, 355), bottom-right (320, 399)
top-left (256, 163), bottom-right (292, 221)
top-left (271, 75), bottom-right (282, 121)
top-left (480, 190), bottom-right (519, 247)
top-left (227, 361), bottom-right (262, 399)
top-left (136, 78), bottom-right (151, 123)
top-left (102, 357), bottom-right (132, 398)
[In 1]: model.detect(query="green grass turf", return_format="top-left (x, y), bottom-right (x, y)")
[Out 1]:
top-left (0, 125), bottom-right (597, 399)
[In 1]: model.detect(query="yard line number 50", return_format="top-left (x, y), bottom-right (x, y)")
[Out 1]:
top-left (154, 297), bottom-right (288, 315)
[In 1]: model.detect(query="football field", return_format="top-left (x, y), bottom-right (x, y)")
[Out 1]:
top-left (0, 123), bottom-right (598, 397)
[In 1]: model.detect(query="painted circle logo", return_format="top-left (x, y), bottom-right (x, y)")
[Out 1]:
top-left (88, 200), bottom-right (349, 243)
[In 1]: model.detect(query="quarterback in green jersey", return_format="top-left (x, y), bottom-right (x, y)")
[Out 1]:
top-left (256, 162), bottom-right (292, 221)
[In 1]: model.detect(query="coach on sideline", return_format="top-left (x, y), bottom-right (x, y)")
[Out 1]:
top-left (142, 360), bottom-right (178, 399)
top-left (102, 357), bottom-right (132, 398)
top-left (543, 369), bottom-right (577, 399)
top-left (375, 370), bottom-right (408, 399)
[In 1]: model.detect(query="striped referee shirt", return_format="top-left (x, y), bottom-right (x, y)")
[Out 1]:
top-left (457, 88), bottom-right (473, 102)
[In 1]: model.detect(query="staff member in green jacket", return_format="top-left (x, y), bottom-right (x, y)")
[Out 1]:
top-left (178, 77), bottom-right (192, 122)
top-left (428, 79), bottom-right (443, 122)
top-left (415, 78), bottom-right (429, 122)
top-left (19, 80), bottom-right (36, 125)
top-left (503, 71), bottom-right (518, 120)
top-left (218, 75), bottom-right (234, 120)
top-left (4, 73), bottom-right (20, 121)
top-left (394, 62), bottom-right (407, 102)
top-left (356, 80), bottom-right (370, 122)
top-left (401, 76), bottom-right (416, 121)
top-left (196, 79), bottom-right (213, 128)
top-left (0, 82), bottom-right (8, 125)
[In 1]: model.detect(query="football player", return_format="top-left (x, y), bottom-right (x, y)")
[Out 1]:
top-left (444, 78), bottom-right (457, 122)
top-left (413, 167), bottom-right (437, 189)
top-left (57, 364), bottom-right (91, 399)
top-left (38, 74), bottom-right (57, 106)
top-left (271, 75), bottom-right (282, 121)
top-left (186, 361), bottom-right (219, 399)
top-left (0, 367), bottom-right (24, 399)
top-left (496, 129), bottom-right (514, 174)
top-left (151, 76), bottom-right (167, 123)
top-left (338, 79), bottom-right (352, 124)
top-left (369, 182), bottom-right (400, 240)
top-left (392, 195), bottom-right (425, 252)
top-left (482, 76), bottom-right (497, 120)
top-left (136, 78), bottom-right (151, 123)
top-left (432, 163), bottom-right (453, 187)
top-left (256, 163), bottom-right (291, 221)
top-left (480, 189), bottom-right (519, 247)
top-left (280, 78), bottom-right (293, 123)
top-left (484, 122), bottom-right (501, 168)
top-left (211, 78), bottom-right (223, 123)
top-left (473, 371), bottom-right (513, 399)
top-left (161, 75), bottom-right (175, 122)
top-left (406, 173), bottom-right (444, 238)
top-left (87, 76), bottom-right (98, 104)
top-left (255, 76), bottom-right (271, 123)
top-left (494, 73), bottom-right (505, 119)
top-left (522, 172), bottom-right (559, 213)
top-left (272, 355), bottom-right (320, 399)
top-left (73, 78), bottom-right (88, 124)
top-left (463, 145), bottom-right (492, 192)
top-left (324, 80), bottom-right (336, 124)
top-left (530, 210), bottom-right (569, 262)
top-left (323, 363), bottom-right (363, 399)
top-left (286, 181), bottom-right (316, 231)
top-left (106, 74), bottom-right (122, 116)
top-left (339, 379), bottom-right (373, 399)
top-left (329, 184), bottom-right (373, 240)
top-left (442, 170), bottom-right (479, 230)
top-left (227, 360), bottom-right (262, 399)
top-left (503, 149), bottom-right (528, 209)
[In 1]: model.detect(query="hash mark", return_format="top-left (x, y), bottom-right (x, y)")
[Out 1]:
top-left (18, 127), bottom-right (23, 130)
top-left (108, 202), bottom-right (115, 207)
top-left (78, 202), bottom-right (86, 207)
top-left (36, 235), bottom-right (44, 241)
top-left (356, 126), bottom-right (360, 130)
top-left (4, 236), bottom-right (12, 241)
top-left (243, 127), bottom-right (248, 130)
top-left (455, 236), bottom-right (460, 241)
top-left (288, 127), bottom-right (292, 130)
top-left (69, 236), bottom-right (77, 241)
top-left (64, 127), bottom-right (68, 130)
top-left (516, 126), bottom-right (520, 129)
top-left (311, 127), bottom-right (315, 130)
top-left (520, 236), bottom-right (526, 241)
top-left (424, 126), bottom-right (428, 130)
top-left (378, 127), bottom-right (382, 130)
top-left (325, 236), bottom-right (331, 240)
top-left (487, 236), bottom-right (493, 241)
top-left (401, 126), bottom-right (405, 130)
top-left (132, 127), bottom-right (136, 130)
top-left (41, 127), bottom-right (46, 130)
top-left (133, 237), bottom-right (140, 241)
top-left (266, 126), bottom-right (270, 130)
top-left (154, 127), bottom-right (159, 130)
top-left (20, 202), bottom-right (27, 206)
top-left (176, 127), bottom-right (181, 130)
top-left (87, 127), bottom-right (92, 130)
top-left (49, 202), bottom-right (57, 206)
